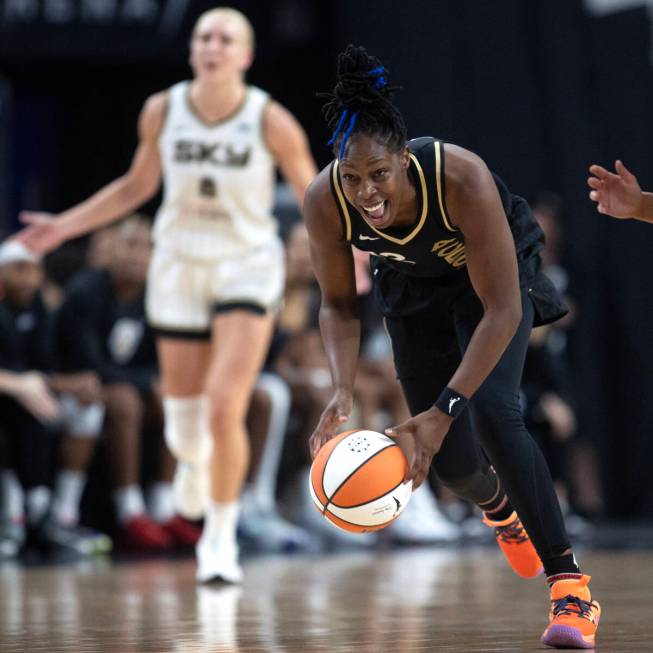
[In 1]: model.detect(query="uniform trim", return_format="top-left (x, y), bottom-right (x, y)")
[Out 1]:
top-left (331, 161), bottom-right (352, 242)
top-left (212, 301), bottom-right (268, 316)
top-left (149, 325), bottom-right (211, 341)
top-left (434, 141), bottom-right (457, 232)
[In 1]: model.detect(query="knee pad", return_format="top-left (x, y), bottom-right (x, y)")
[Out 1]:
top-left (163, 396), bottom-right (212, 464)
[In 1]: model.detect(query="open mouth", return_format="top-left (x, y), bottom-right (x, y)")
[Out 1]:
top-left (361, 199), bottom-right (387, 224)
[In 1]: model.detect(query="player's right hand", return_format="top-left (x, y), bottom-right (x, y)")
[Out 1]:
top-left (309, 388), bottom-right (353, 459)
top-left (15, 211), bottom-right (67, 254)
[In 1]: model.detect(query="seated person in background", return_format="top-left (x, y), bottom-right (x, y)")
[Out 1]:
top-left (527, 194), bottom-right (597, 527)
top-left (0, 240), bottom-right (109, 557)
top-left (54, 215), bottom-right (199, 551)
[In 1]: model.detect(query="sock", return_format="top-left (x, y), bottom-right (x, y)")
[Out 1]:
top-left (204, 500), bottom-right (239, 541)
top-left (478, 479), bottom-right (514, 522)
top-left (26, 486), bottom-right (51, 526)
top-left (148, 482), bottom-right (175, 524)
top-left (114, 485), bottom-right (146, 524)
top-left (51, 470), bottom-right (86, 526)
top-left (0, 469), bottom-right (24, 523)
top-left (544, 553), bottom-right (581, 584)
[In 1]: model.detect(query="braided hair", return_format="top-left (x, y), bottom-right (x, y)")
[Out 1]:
top-left (322, 45), bottom-right (407, 159)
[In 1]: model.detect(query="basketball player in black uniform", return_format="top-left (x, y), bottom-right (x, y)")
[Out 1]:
top-left (304, 45), bottom-right (601, 649)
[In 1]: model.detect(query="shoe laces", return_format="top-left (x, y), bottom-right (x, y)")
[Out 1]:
top-left (494, 519), bottom-right (529, 544)
top-left (552, 595), bottom-right (598, 621)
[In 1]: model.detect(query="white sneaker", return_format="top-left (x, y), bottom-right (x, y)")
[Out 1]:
top-left (385, 483), bottom-right (461, 544)
top-left (173, 462), bottom-right (209, 521)
top-left (196, 532), bottom-right (243, 584)
top-left (239, 502), bottom-right (318, 553)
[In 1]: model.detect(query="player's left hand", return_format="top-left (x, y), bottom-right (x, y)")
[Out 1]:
top-left (385, 407), bottom-right (453, 489)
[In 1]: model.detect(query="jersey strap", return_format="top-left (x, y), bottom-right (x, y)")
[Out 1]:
top-left (330, 160), bottom-right (352, 242)
top-left (433, 140), bottom-right (457, 233)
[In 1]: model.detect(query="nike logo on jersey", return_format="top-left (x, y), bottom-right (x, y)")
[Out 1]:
top-left (448, 397), bottom-right (461, 414)
top-left (359, 235), bottom-right (380, 241)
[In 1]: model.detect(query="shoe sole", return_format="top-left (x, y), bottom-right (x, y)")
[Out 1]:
top-left (541, 624), bottom-right (596, 649)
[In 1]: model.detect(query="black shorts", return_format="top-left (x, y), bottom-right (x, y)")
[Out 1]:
top-left (375, 255), bottom-right (567, 379)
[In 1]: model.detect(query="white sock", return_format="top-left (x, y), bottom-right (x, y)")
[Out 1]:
top-left (113, 485), bottom-right (146, 524)
top-left (148, 482), bottom-right (175, 524)
top-left (26, 486), bottom-right (51, 526)
top-left (0, 469), bottom-right (24, 522)
top-left (51, 470), bottom-right (86, 526)
top-left (204, 500), bottom-right (239, 540)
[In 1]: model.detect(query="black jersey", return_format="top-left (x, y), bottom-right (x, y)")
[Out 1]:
top-left (329, 136), bottom-right (544, 279)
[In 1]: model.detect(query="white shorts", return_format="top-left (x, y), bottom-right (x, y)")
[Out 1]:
top-left (146, 238), bottom-right (285, 337)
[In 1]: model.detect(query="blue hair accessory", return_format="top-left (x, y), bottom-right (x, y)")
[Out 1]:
top-left (338, 111), bottom-right (359, 159)
top-left (327, 108), bottom-right (348, 146)
top-left (327, 66), bottom-right (387, 158)
top-left (368, 66), bottom-right (388, 89)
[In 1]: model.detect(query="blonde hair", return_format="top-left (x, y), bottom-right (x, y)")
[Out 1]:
top-left (192, 7), bottom-right (255, 52)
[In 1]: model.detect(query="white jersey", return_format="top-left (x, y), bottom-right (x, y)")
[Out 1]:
top-left (154, 81), bottom-right (278, 260)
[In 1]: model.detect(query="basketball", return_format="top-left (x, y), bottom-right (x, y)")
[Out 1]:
top-left (309, 429), bottom-right (413, 533)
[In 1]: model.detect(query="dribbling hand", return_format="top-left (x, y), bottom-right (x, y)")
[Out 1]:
top-left (16, 211), bottom-right (66, 254)
top-left (309, 388), bottom-right (353, 459)
top-left (385, 407), bottom-right (453, 489)
top-left (588, 160), bottom-right (643, 219)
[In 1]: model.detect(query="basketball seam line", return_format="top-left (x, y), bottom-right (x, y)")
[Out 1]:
top-left (322, 511), bottom-right (398, 531)
top-left (328, 479), bottom-right (405, 510)
top-left (321, 443), bottom-right (394, 516)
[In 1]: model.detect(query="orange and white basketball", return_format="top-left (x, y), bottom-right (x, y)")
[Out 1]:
top-left (309, 429), bottom-right (413, 533)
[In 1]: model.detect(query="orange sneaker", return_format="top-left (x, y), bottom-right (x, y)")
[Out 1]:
top-left (482, 511), bottom-right (543, 578)
top-left (540, 574), bottom-right (601, 649)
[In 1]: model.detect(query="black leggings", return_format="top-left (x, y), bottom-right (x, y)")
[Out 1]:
top-left (389, 287), bottom-right (570, 565)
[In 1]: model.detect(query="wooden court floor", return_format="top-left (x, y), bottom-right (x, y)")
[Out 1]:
top-left (0, 548), bottom-right (651, 652)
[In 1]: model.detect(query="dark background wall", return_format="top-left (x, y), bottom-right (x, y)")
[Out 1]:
top-left (1, 0), bottom-right (652, 518)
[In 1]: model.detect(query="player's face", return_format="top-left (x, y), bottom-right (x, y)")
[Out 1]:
top-left (338, 135), bottom-right (410, 230)
top-left (0, 261), bottom-right (44, 307)
top-left (190, 14), bottom-right (252, 83)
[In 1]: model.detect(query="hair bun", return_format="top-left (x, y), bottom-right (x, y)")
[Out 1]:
top-left (321, 44), bottom-right (406, 157)
top-left (332, 44), bottom-right (395, 109)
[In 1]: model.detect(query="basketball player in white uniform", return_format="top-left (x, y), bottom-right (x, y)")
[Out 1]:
top-left (17, 7), bottom-right (317, 583)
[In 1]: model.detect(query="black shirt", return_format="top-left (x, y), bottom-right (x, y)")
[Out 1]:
top-left (54, 268), bottom-right (157, 393)
top-left (0, 294), bottom-right (53, 372)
